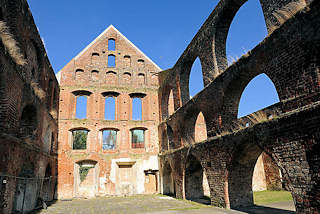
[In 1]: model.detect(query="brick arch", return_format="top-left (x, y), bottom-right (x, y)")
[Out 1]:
top-left (221, 72), bottom-right (280, 128)
top-left (179, 56), bottom-right (205, 105)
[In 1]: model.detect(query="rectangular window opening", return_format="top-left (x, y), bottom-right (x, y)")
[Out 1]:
top-left (132, 98), bottom-right (142, 120)
top-left (102, 130), bottom-right (117, 150)
top-left (75, 96), bottom-right (87, 119)
top-left (72, 130), bottom-right (88, 150)
top-left (131, 129), bottom-right (145, 149)
top-left (105, 97), bottom-right (116, 120)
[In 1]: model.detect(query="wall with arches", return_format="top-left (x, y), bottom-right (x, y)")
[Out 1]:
top-left (0, 0), bottom-right (59, 213)
top-left (158, 0), bottom-right (320, 213)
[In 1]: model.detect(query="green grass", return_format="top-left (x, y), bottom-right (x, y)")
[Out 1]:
top-left (254, 190), bottom-right (293, 205)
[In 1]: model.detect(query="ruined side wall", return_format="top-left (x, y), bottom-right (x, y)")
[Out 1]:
top-left (0, 0), bottom-right (59, 213)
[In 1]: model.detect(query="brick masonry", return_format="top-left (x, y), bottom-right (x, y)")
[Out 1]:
top-left (158, 0), bottom-right (320, 213)
top-left (0, 0), bottom-right (59, 213)
top-left (57, 25), bottom-right (161, 199)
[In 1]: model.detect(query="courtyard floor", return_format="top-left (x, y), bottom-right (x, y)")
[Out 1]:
top-left (31, 195), bottom-right (295, 214)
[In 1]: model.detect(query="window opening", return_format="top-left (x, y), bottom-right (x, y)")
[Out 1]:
top-left (105, 97), bottom-right (116, 120)
top-left (132, 97), bottom-right (142, 120)
top-left (131, 129), bottom-right (145, 149)
top-left (72, 130), bottom-right (88, 150)
top-left (102, 130), bottom-right (117, 150)
top-left (108, 55), bottom-right (115, 67)
top-left (108, 39), bottom-right (115, 51)
top-left (75, 96), bottom-right (87, 119)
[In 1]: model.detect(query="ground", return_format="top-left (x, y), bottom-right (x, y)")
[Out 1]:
top-left (31, 193), bottom-right (295, 214)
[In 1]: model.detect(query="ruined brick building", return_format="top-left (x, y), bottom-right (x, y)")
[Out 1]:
top-left (0, 0), bottom-right (59, 213)
top-left (0, 0), bottom-right (319, 213)
top-left (56, 25), bottom-right (161, 198)
top-left (158, 0), bottom-right (320, 213)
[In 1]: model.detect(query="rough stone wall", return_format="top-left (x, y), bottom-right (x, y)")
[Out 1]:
top-left (0, 0), bottom-right (59, 213)
top-left (158, 0), bottom-right (320, 213)
top-left (57, 26), bottom-right (161, 199)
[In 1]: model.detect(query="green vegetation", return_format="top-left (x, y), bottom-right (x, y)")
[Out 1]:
top-left (254, 190), bottom-right (293, 205)
top-left (79, 166), bottom-right (94, 182)
top-left (72, 130), bottom-right (88, 150)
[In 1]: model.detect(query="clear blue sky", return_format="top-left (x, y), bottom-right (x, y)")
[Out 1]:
top-left (28, 0), bottom-right (279, 118)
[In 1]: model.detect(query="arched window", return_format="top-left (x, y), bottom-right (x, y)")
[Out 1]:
top-left (91, 70), bottom-right (99, 81)
top-left (92, 53), bottom-right (99, 63)
top-left (76, 96), bottom-right (87, 119)
top-left (20, 105), bottom-right (37, 137)
top-left (226, 0), bottom-right (267, 65)
top-left (123, 72), bottom-right (132, 84)
top-left (137, 59), bottom-right (144, 67)
top-left (131, 128), bottom-right (146, 149)
top-left (238, 74), bottom-right (279, 118)
top-left (194, 112), bottom-right (207, 142)
top-left (124, 55), bottom-right (131, 67)
top-left (102, 129), bottom-right (118, 150)
top-left (137, 73), bottom-right (145, 85)
top-left (108, 39), bottom-right (115, 51)
top-left (108, 55), bottom-right (115, 67)
top-left (106, 71), bottom-right (117, 84)
top-left (72, 129), bottom-right (89, 150)
top-left (168, 90), bottom-right (174, 117)
top-left (75, 69), bottom-right (84, 80)
top-left (189, 58), bottom-right (204, 98)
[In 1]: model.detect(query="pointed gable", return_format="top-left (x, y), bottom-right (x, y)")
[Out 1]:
top-left (57, 25), bottom-right (161, 84)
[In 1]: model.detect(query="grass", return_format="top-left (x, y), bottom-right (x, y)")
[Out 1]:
top-left (254, 190), bottom-right (293, 205)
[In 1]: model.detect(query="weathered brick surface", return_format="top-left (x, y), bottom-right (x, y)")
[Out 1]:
top-left (0, 0), bottom-right (59, 213)
top-left (57, 26), bottom-right (161, 199)
top-left (158, 0), bottom-right (320, 213)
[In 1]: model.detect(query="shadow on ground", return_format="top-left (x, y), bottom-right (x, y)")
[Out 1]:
top-left (235, 205), bottom-right (295, 214)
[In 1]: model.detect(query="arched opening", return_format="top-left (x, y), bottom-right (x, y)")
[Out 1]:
top-left (238, 73), bottom-right (279, 118)
top-left (137, 59), bottom-right (144, 68)
top-left (123, 72), bottom-right (131, 84)
top-left (226, 0), bottom-right (267, 65)
top-left (108, 54), bottom-right (116, 67)
top-left (75, 96), bottom-right (88, 119)
top-left (75, 69), bottom-right (84, 80)
top-left (185, 154), bottom-right (209, 204)
top-left (124, 55), bottom-right (131, 67)
top-left (104, 96), bottom-right (116, 120)
top-left (91, 53), bottom-right (99, 63)
top-left (74, 160), bottom-right (98, 198)
top-left (194, 112), bottom-right (207, 143)
top-left (189, 58), bottom-right (204, 98)
top-left (162, 163), bottom-right (175, 196)
top-left (91, 70), bottom-right (99, 81)
top-left (13, 162), bottom-right (37, 213)
top-left (106, 71), bottom-right (117, 84)
top-left (137, 73), bottom-right (145, 85)
top-left (42, 164), bottom-right (54, 202)
top-left (20, 105), bottom-right (37, 137)
top-left (108, 38), bottom-right (115, 51)
top-left (168, 90), bottom-right (174, 117)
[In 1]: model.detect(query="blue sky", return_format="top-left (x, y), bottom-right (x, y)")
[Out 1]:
top-left (28, 0), bottom-right (279, 118)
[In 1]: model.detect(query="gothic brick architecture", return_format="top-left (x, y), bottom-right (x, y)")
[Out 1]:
top-left (158, 0), bottom-right (320, 213)
top-left (0, 0), bottom-right (59, 213)
top-left (56, 25), bottom-right (161, 199)
top-left (0, 0), bottom-right (320, 213)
